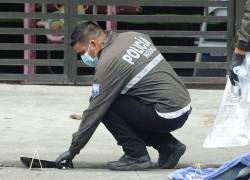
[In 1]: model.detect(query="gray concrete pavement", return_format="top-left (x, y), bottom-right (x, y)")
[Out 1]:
top-left (0, 84), bottom-right (250, 180)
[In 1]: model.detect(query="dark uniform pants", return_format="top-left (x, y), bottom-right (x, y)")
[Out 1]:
top-left (102, 95), bottom-right (190, 158)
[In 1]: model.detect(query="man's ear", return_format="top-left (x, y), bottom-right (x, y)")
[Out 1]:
top-left (89, 40), bottom-right (96, 48)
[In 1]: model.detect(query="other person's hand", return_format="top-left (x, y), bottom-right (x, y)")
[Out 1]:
top-left (229, 51), bottom-right (244, 86)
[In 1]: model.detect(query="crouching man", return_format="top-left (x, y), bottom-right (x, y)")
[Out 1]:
top-left (55, 21), bottom-right (191, 171)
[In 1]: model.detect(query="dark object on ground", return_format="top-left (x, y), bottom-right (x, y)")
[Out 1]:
top-left (20, 156), bottom-right (74, 169)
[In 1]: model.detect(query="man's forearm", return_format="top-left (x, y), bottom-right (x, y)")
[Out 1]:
top-left (69, 118), bottom-right (100, 155)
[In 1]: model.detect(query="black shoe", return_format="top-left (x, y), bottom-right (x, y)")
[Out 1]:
top-left (158, 142), bottom-right (186, 169)
top-left (107, 154), bottom-right (153, 171)
top-left (106, 154), bottom-right (126, 164)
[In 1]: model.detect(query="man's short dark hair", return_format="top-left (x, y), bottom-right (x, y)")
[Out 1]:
top-left (70, 21), bottom-right (104, 46)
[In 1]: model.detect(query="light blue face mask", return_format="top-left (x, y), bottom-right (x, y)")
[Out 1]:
top-left (81, 43), bottom-right (98, 67)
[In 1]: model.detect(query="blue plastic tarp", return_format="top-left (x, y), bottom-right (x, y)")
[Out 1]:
top-left (168, 151), bottom-right (250, 180)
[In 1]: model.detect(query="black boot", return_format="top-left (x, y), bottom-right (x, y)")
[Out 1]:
top-left (107, 154), bottom-right (153, 171)
top-left (157, 142), bottom-right (186, 169)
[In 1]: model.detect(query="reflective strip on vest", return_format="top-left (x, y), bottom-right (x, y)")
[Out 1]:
top-left (155, 103), bottom-right (191, 119)
top-left (121, 53), bottom-right (164, 94)
top-left (121, 53), bottom-right (191, 119)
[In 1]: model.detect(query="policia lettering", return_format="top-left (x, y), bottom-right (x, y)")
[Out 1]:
top-left (122, 36), bottom-right (155, 65)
